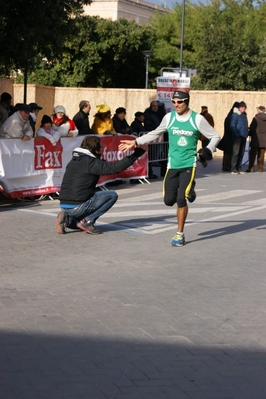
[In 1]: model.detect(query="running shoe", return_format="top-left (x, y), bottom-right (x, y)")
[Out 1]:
top-left (171, 233), bottom-right (185, 247)
top-left (77, 219), bottom-right (102, 234)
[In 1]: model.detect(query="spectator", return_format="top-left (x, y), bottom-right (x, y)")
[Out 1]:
top-left (157, 101), bottom-right (167, 122)
top-left (73, 100), bottom-right (92, 135)
top-left (0, 103), bottom-right (33, 140)
top-left (91, 104), bottom-right (116, 135)
top-left (55, 136), bottom-right (146, 235)
top-left (29, 102), bottom-right (43, 135)
top-left (144, 101), bottom-right (161, 131)
top-left (230, 101), bottom-right (249, 174)
top-left (246, 105), bottom-right (266, 173)
top-left (112, 107), bottom-right (133, 135)
top-left (200, 105), bottom-right (215, 149)
top-left (36, 115), bottom-right (61, 146)
top-left (218, 102), bottom-right (239, 172)
top-left (200, 106), bottom-right (214, 127)
top-left (131, 111), bottom-right (145, 135)
top-left (0, 92), bottom-right (13, 127)
top-left (52, 105), bottom-right (78, 137)
top-left (144, 101), bottom-right (162, 179)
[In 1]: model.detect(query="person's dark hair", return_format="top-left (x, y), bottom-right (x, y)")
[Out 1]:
top-left (230, 102), bottom-right (240, 112)
top-left (116, 107), bottom-right (126, 114)
top-left (1, 92), bottom-right (12, 102)
top-left (79, 100), bottom-right (89, 110)
top-left (41, 115), bottom-right (52, 125)
top-left (80, 136), bottom-right (101, 153)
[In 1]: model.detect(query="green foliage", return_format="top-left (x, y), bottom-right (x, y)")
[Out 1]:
top-left (150, 2), bottom-right (200, 73)
top-left (150, 0), bottom-right (266, 90)
top-left (2, 0), bottom-right (266, 90)
top-left (190, 0), bottom-right (263, 90)
top-left (20, 16), bottom-right (155, 88)
top-left (0, 0), bottom-right (91, 75)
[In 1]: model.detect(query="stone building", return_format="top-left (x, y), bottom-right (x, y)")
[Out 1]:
top-left (83, 0), bottom-right (167, 25)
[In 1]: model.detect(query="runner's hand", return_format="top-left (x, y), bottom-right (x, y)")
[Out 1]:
top-left (118, 140), bottom-right (135, 151)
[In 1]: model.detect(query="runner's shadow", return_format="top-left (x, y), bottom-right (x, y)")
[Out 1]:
top-left (191, 219), bottom-right (266, 243)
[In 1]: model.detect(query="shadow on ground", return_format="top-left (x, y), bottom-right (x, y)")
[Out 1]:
top-left (1, 331), bottom-right (266, 399)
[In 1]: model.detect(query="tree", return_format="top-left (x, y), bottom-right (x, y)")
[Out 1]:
top-left (17, 16), bottom-right (155, 88)
top-left (149, 3), bottom-right (198, 74)
top-left (150, 0), bottom-right (266, 90)
top-left (191, 0), bottom-right (265, 90)
top-left (0, 0), bottom-right (91, 76)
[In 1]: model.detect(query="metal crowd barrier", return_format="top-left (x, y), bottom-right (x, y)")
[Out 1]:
top-left (147, 141), bottom-right (168, 163)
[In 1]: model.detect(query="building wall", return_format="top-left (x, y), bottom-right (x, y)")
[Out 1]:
top-left (83, 0), bottom-right (166, 24)
top-left (0, 79), bottom-right (14, 101)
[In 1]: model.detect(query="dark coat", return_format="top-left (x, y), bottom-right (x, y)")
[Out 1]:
top-left (249, 112), bottom-right (266, 148)
top-left (130, 118), bottom-right (145, 135)
top-left (59, 148), bottom-right (138, 205)
top-left (112, 114), bottom-right (132, 134)
top-left (73, 110), bottom-right (91, 135)
top-left (143, 108), bottom-right (161, 131)
top-left (29, 115), bottom-right (36, 134)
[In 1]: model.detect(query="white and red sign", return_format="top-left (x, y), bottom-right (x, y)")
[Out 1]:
top-left (156, 76), bottom-right (190, 113)
top-left (0, 135), bottom-right (148, 199)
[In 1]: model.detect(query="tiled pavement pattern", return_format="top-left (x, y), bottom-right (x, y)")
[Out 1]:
top-left (1, 158), bottom-right (266, 399)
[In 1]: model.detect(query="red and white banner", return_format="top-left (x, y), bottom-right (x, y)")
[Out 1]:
top-left (156, 76), bottom-right (190, 113)
top-left (0, 135), bottom-right (148, 199)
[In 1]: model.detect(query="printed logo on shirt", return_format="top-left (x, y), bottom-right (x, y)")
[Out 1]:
top-left (177, 137), bottom-right (188, 146)
top-left (172, 128), bottom-right (193, 136)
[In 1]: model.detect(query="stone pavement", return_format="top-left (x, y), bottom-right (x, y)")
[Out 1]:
top-left (1, 157), bottom-right (266, 399)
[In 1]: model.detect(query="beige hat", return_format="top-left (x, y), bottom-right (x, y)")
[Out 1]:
top-left (257, 105), bottom-right (266, 113)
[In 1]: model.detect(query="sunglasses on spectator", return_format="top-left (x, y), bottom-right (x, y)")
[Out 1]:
top-left (171, 99), bottom-right (188, 105)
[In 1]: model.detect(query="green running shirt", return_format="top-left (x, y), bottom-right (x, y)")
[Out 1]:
top-left (167, 110), bottom-right (200, 169)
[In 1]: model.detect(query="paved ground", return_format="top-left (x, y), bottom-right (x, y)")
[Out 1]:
top-left (1, 157), bottom-right (266, 399)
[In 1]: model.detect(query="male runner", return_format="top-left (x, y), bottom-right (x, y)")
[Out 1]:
top-left (118, 90), bottom-right (221, 247)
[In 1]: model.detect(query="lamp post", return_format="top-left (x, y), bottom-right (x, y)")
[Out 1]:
top-left (142, 50), bottom-right (152, 89)
top-left (179, 0), bottom-right (185, 73)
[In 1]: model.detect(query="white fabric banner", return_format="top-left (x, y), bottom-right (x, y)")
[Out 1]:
top-left (0, 135), bottom-right (148, 198)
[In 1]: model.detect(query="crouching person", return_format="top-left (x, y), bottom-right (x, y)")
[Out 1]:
top-left (55, 135), bottom-right (145, 235)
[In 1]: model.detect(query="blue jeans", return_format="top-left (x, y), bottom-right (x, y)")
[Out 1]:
top-left (61, 190), bottom-right (118, 227)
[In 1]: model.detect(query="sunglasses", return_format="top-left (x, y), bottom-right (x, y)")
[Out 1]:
top-left (171, 99), bottom-right (187, 105)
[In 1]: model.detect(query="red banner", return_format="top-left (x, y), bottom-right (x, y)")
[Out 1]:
top-left (98, 135), bottom-right (147, 185)
top-left (0, 135), bottom-right (148, 198)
